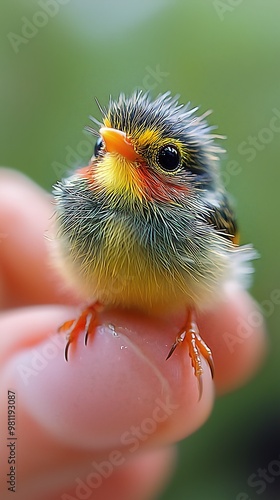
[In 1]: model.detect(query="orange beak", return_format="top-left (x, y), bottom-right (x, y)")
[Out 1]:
top-left (99, 127), bottom-right (139, 162)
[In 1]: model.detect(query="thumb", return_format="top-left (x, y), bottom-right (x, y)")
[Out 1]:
top-left (1, 306), bottom-right (213, 452)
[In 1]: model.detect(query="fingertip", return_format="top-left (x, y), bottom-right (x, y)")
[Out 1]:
top-left (0, 168), bottom-right (77, 307)
top-left (2, 307), bottom-right (214, 450)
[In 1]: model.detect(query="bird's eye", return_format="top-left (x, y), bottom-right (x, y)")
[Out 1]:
top-left (157, 145), bottom-right (181, 172)
top-left (94, 137), bottom-right (104, 157)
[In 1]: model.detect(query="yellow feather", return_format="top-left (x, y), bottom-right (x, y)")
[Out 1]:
top-left (137, 128), bottom-right (162, 147)
top-left (94, 153), bottom-right (143, 201)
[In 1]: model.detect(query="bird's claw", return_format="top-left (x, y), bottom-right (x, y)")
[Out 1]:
top-left (58, 303), bottom-right (102, 361)
top-left (166, 331), bottom-right (186, 360)
top-left (166, 309), bottom-right (214, 400)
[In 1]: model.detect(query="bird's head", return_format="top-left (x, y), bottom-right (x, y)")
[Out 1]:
top-left (83, 92), bottom-right (224, 206)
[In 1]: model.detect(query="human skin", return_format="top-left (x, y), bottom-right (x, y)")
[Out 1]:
top-left (0, 169), bottom-right (266, 500)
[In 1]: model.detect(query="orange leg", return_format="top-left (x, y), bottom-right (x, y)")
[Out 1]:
top-left (166, 309), bottom-right (214, 399)
top-left (58, 302), bottom-right (104, 361)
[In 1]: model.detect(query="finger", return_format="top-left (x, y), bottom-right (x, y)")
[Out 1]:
top-left (49, 447), bottom-right (176, 500)
top-left (0, 305), bottom-right (214, 461)
top-left (0, 288), bottom-right (265, 496)
top-left (0, 168), bottom-right (77, 308)
top-left (1, 384), bottom-right (175, 500)
top-left (0, 283), bottom-right (266, 458)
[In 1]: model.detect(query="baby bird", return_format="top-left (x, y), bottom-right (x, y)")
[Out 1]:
top-left (53, 91), bottom-right (254, 396)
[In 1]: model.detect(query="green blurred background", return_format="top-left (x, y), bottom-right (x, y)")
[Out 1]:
top-left (1, 0), bottom-right (280, 498)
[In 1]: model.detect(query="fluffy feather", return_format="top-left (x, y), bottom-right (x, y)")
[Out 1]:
top-left (53, 91), bottom-right (255, 314)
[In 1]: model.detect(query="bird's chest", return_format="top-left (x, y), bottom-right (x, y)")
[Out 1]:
top-left (85, 212), bottom-right (183, 309)
top-left (62, 203), bottom-right (226, 311)
top-left (95, 215), bottom-right (154, 280)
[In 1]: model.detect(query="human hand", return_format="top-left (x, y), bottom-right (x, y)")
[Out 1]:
top-left (0, 169), bottom-right (266, 500)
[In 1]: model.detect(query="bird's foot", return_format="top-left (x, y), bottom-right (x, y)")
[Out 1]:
top-left (58, 302), bottom-right (104, 361)
top-left (166, 309), bottom-right (214, 400)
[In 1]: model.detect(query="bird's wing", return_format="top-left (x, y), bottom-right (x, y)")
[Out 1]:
top-left (204, 191), bottom-right (239, 245)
